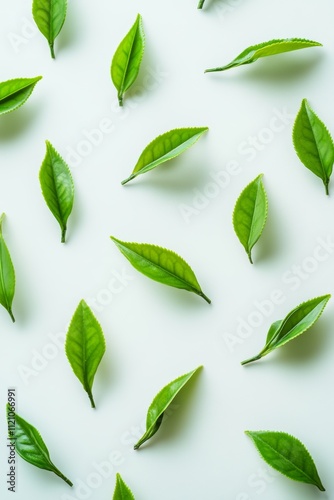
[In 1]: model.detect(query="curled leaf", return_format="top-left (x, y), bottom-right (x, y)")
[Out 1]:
top-left (242, 295), bottom-right (331, 365)
top-left (293, 99), bottom-right (334, 195)
top-left (233, 174), bottom-right (268, 264)
top-left (134, 366), bottom-right (202, 449)
top-left (246, 430), bottom-right (325, 491)
top-left (0, 214), bottom-right (16, 322)
top-left (121, 127), bottom-right (208, 185)
top-left (32, 0), bottom-right (67, 58)
top-left (0, 76), bottom-right (42, 115)
top-left (65, 300), bottom-right (106, 408)
top-left (110, 236), bottom-right (211, 303)
top-left (111, 14), bottom-right (145, 106)
top-left (6, 404), bottom-right (72, 486)
top-left (39, 140), bottom-right (74, 243)
top-left (205, 38), bottom-right (322, 73)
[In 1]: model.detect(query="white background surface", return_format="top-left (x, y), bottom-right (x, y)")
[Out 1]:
top-left (1, 1), bottom-right (334, 499)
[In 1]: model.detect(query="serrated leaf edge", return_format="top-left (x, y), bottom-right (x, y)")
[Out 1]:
top-left (292, 98), bottom-right (334, 192)
top-left (245, 430), bottom-right (325, 491)
top-left (110, 236), bottom-right (210, 302)
top-left (65, 299), bottom-right (106, 408)
top-left (135, 366), bottom-right (202, 449)
top-left (232, 173), bottom-right (268, 263)
top-left (0, 76), bottom-right (42, 115)
top-left (264, 294), bottom-right (331, 353)
top-left (122, 127), bottom-right (208, 184)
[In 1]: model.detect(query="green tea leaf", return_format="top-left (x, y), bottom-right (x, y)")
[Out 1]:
top-left (242, 295), bottom-right (330, 365)
top-left (110, 236), bottom-right (211, 303)
top-left (39, 140), bottom-right (74, 243)
top-left (246, 431), bottom-right (325, 491)
top-left (205, 38), bottom-right (322, 72)
top-left (121, 127), bottom-right (208, 185)
top-left (0, 76), bottom-right (42, 115)
top-left (65, 300), bottom-right (106, 408)
top-left (0, 214), bottom-right (16, 322)
top-left (6, 404), bottom-right (72, 486)
top-left (293, 99), bottom-right (334, 195)
top-left (134, 366), bottom-right (202, 449)
top-left (233, 174), bottom-right (268, 264)
top-left (111, 14), bottom-right (145, 106)
top-left (32, 0), bottom-right (67, 58)
top-left (113, 473), bottom-right (135, 500)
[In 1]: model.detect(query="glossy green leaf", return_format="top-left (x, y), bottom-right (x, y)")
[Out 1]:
top-left (6, 404), bottom-right (72, 486)
top-left (121, 127), bottom-right (208, 185)
top-left (0, 214), bottom-right (16, 322)
top-left (32, 0), bottom-right (67, 58)
top-left (205, 38), bottom-right (322, 72)
top-left (111, 14), bottom-right (145, 106)
top-left (110, 236), bottom-right (211, 303)
top-left (246, 431), bottom-right (325, 491)
top-left (39, 140), bottom-right (74, 243)
top-left (233, 174), bottom-right (268, 264)
top-left (293, 99), bottom-right (334, 195)
top-left (113, 473), bottom-right (135, 500)
top-left (0, 76), bottom-right (42, 115)
top-left (242, 295), bottom-right (330, 365)
top-left (134, 366), bottom-right (202, 449)
top-left (65, 300), bottom-right (106, 408)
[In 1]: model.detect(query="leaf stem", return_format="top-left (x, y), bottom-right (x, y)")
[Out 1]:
top-left (87, 389), bottom-right (96, 409)
top-left (199, 291), bottom-right (211, 304)
top-left (325, 181), bottom-right (329, 195)
top-left (248, 252), bottom-right (253, 264)
top-left (121, 174), bottom-right (136, 185)
top-left (241, 353), bottom-right (262, 366)
top-left (134, 436), bottom-right (146, 450)
top-left (61, 228), bottom-right (66, 243)
top-left (198, 0), bottom-right (205, 8)
top-left (8, 308), bottom-right (15, 323)
top-left (118, 94), bottom-right (123, 107)
top-left (53, 467), bottom-right (73, 487)
top-left (49, 43), bottom-right (55, 59)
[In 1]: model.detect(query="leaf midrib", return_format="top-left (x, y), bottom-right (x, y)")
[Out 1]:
top-left (18, 423), bottom-right (53, 470)
top-left (146, 373), bottom-right (195, 432)
top-left (78, 305), bottom-right (90, 393)
top-left (119, 17), bottom-right (140, 96)
top-left (267, 302), bottom-right (324, 349)
top-left (0, 81), bottom-right (36, 102)
top-left (137, 133), bottom-right (203, 175)
top-left (247, 179), bottom-right (262, 251)
top-left (116, 241), bottom-right (200, 295)
top-left (254, 434), bottom-right (318, 486)
top-left (0, 237), bottom-right (11, 313)
top-left (46, 150), bottom-right (66, 229)
top-left (305, 103), bottom-right (329, 183)
top-left (48, 0), bottom-right (54, 45)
